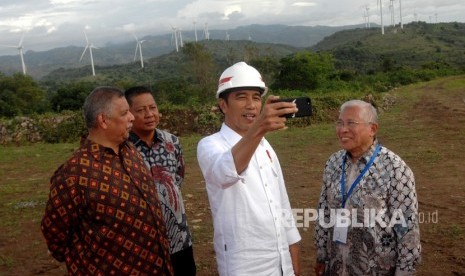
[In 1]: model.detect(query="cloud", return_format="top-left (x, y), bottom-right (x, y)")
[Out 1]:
top-left (292, 2), bottom-right (317, 7)
top-left (223, 5), bottom-right (242, 20)
top-left (227, 11), bottom-right (245, 21)
top-left (0, 0), bottom-right (464, 55)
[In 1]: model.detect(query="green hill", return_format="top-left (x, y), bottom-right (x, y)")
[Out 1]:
top-left (311, 21), bottom-right (465, 73)
top-left (41, 22), bottom-right (465, 86)
top-left (40, 40), bottom-right (299, 85)
top-left (1, 24), bottom-right (365, 79)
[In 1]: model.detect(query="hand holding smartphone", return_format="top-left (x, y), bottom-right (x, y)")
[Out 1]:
top-left (274, 97), bottom-right (312, 118)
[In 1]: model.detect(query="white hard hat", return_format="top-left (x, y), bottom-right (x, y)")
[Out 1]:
top-left (216, 61), bottom-right (268, 98)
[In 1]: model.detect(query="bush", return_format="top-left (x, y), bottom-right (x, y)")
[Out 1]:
top-left (37, 111), bottom-right (86, 143)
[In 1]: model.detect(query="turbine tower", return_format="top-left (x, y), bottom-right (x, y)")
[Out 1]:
top-left (193, 21), bottom-right (198, 42)
top-left (2, 33), bottom-right (27, 74)
top-left (366, 6), bottom-right (371, 28)
top-left (363, 11), bottom-right (368, 28)
top-left (398, 0), bottom-right (403, 29)
top-left (79, 31), bottom-right (97, 76)
top-left (203, 23), bottom-right (210, 40)
top-left (170, 25), bottom-right (179, 52)
top-left (178, 28), bottom-right (184, 48)
top-left (377, 0), bottom-right (385, 35)
top-left (389, 0), bottom-right (395, 27)
top-left (133, 34), bottom-right (145, 68)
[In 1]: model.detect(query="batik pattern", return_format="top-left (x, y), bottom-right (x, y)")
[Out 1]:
top-left (315, 140), bottom-right (421, 275)
top-left (41, 138), bottom-right (173, 275)
top-left (129, 129), bottom-right (192, 254)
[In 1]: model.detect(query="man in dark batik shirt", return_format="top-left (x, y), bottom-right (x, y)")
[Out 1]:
top-left (125, 86), bottom-right (196, 276)
top-left (41, 86), bottom-right (173, 275)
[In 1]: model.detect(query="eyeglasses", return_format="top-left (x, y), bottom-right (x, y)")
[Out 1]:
top-left (335, 120), bottom-right (371, 129)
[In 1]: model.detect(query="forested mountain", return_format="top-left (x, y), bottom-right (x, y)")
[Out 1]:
top-left (0, 24), bottom-right (365, 79)
top-left (40, 40), bottom-right (298, 86)
top-left (310, 21), bottom-right (465, 73)
top-left (38, 22), bottom-right (465, 86)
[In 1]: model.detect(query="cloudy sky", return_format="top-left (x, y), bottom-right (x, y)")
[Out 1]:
top-left (0, 0), bottom-right (464, 56)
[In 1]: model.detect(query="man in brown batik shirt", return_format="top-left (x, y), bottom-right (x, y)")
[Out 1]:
top-left (41, 86), bottom-right (173, 275)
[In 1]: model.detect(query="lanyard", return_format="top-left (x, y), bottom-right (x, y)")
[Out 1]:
top-left (340, 144), bottom-right (381, 208)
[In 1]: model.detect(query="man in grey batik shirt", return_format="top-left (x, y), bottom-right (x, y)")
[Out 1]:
top-left (314, 100), bottom-right (421, 275)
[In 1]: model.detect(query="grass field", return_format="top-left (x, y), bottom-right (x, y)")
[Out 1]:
top-left (0, 75), bottom-right (464, 275)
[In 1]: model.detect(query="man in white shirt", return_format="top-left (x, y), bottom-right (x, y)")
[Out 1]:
top-left (197, 62), bottom-right (302, 276)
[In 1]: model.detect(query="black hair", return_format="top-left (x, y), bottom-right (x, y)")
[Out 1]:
top-left (218, 86), bottom-right (264, 102)
top-left (124, 86), bottom-right (153, 106)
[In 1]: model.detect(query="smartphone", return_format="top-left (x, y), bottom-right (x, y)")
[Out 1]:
top-left (275, 97), bottom-right (312, 118)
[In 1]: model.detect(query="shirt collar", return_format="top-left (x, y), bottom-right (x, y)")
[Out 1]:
top-left (81, 135), bottom-right (128, 160)
top-left (220, 123), bottom-right (265, 147)
top-left (346, 139), bottom-right (380, 164)
top-left (129, 129), bottom-right (165, 147)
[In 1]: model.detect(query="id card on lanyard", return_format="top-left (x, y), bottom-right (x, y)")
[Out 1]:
top-left (333, 144), bottom-right (381, 244)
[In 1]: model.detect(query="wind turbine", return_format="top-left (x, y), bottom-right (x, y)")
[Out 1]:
top-left (2, 33), bottom-right (27, 75)
top-left (363, 12), bottom-right (368, 28)
top-left (178, 28), bottom-right (184, 48)
top-left (365, 5), bottom-right (371, 28)
top-left (79, 31), bottom-right (97, 76)
top-left (193, 21), bottom-right (198, 42)
top-left (170, 25), bottom-right (179, 52)
top-left (203, 23), bottom-right (210, 40)
top-left (377, 0), bottom-right (385, 35)
top-left (133, 34), bottom-right (145, 68)
top-left (398, 0), bottom-right (403, 29)
top-left (389, 0), bottom-right (395, 27)
top-left (226, 31), bottom-right (230, 41)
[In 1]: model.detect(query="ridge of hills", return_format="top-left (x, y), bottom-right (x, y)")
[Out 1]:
top-left (0, 23), bottom-right (365, 79)
top-left (310, 21), bottom-right (465, 73)
top-left (40, 21), bottom-right (465, 85)
top-left (2, 21), bottom-right (464, 83)
top-left (39, 40), bottom-right (298, 85)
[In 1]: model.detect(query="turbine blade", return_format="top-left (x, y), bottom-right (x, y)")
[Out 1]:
top-left (84, 31), bottom-right (89, 44)
top-left (134, 43), bottom-right (139, 61)
top-left (19, 48), bottom-right (26, 74)
top-left (80, 46), bottom-right (89, 61)
top-left (19, 32), bottom-right (26, 47)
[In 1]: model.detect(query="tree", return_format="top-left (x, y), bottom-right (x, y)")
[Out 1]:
top-left (250, 56), bottom-right (281, 86)
top-left (272, 51), bottom-right (335, 91)
top-left (50, 81), bottom-right (95, 112)
top-left (182, 42), bottom-right (217, 100)
top-left (0, 73), bottom-right (48, 117)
